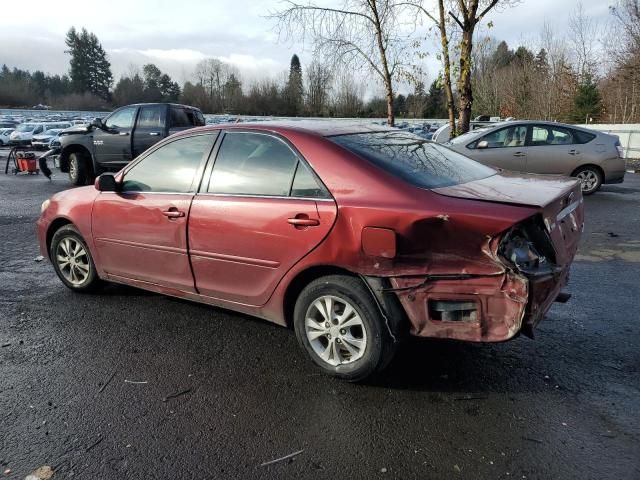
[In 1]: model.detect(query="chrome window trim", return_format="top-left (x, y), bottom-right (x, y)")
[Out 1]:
top-left (195, 192), bottom-right (334, 202)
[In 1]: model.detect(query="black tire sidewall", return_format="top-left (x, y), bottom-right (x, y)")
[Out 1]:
top-left (294, 276), bottom-right (389, 381)
top-left (68, 153), bottom-right (87, 186)
top-left (50, 225), bottom-right (100, 292)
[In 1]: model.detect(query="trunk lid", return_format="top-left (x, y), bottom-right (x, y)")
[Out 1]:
top-left (433, 172), bottom-right (584, 266)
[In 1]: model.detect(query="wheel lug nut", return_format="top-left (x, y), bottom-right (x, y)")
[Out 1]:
top-left (327, 334), bottom-right (331, 339)
top-left (325, 322), bottom-right (330, 328)
top-left (340, 329), bottom-right (346, 335)
top-left (336, 338), bottom-right (341, 343)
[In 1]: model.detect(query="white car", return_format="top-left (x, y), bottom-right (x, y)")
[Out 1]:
top-left (31, 129), bottom-right (64, 149)
top-left (9, 122), bottom-right (72, 145)
top-left (0, 128), bottom-right (14, 145)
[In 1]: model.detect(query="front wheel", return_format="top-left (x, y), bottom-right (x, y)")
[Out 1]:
top-left (68, 152), bottom-right (91, 186)
top-left (573, 166), bottom-right (602, 195)
top-left (50, 225), bottom-right (102, 292)
top-left (293, 275), bottom-right (396, 382)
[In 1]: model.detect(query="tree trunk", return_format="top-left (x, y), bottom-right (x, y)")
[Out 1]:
top-left (457, 28), bottom-right (474, 134)
top-left (437, 0), bottom-right (456, 135)
top-left (385, 81), bottom-right (395, 126)
top-left (370, 1), bottom-right (395, 126)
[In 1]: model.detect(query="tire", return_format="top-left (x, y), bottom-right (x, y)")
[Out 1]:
top-left (573, 166), bottom-right (602, 195)
top-left (68, 152), bottom-right (91, 186)
top-left (293, 275), bottom-right (396, 382)
top-left (50, 225), bottom-right (102, 292)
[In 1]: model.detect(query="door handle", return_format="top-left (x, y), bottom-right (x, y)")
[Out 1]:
top-left (513, 152), bottom-right (526, 157)
top-left (568, 149), bottom-right (579, 155)
top-left (119, 132), bottom-right (130, 136)
top-left (162, 209), bottom-right (185, 219)
top-left (288, 217), bottom-right (320, 227)
top-left (149, 132), bottom-right (160, 136)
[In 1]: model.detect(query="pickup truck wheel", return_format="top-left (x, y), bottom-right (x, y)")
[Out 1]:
top-left (68, 152), bottom-right (90, 186)
top-left (294, 275), bottom-right (396, 382)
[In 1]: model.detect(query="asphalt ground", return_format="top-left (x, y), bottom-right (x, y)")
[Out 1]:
top-left (1, 156), bottom-right (639, 479)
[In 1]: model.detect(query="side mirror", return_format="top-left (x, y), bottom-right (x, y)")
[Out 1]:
top-left (477, 140), bottom-right (488, 149)
top-left (91, 117), bottom-right (104, 130)
top-left (95, 173), bottom-right (118, 192)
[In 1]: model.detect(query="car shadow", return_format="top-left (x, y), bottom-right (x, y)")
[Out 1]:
top-left (364, 336), bottom-right (552, 394)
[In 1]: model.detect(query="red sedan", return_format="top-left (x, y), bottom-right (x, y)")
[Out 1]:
top-left (37, 122), bottom-right (584, 381)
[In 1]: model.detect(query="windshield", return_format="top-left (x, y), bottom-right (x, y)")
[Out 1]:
top-left (43, 129), bottom-right (62, 135)
top-left (16, 124), bottom-right (36, 132)
top-left (330, 131), bottom-right (495, 189)
top-left (447, 128), bottom-right (488, 145)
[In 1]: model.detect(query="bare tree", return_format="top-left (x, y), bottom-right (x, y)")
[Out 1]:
top-left (332, 74), bottom-right (365, 117)
top-left (403, 0), bottom-right (514, 134)
top-left (568, 1), bottom-right (600, 80)
top-left (194, 59), bottom-right (239, 112)
top-left (305, 61), bottom-right (333, 116)
top-left (271, 0), bottom-right (412, 126)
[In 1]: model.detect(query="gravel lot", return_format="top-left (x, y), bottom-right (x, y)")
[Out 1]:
top-left (1, 157), bottom-right (639, 479)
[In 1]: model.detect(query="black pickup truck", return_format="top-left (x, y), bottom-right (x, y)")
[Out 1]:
top-left (53, 103), bottom-right (205, 185)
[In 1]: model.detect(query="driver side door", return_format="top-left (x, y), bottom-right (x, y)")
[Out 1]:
top-left (92, 133), bottom-right (217, 291)
top-left (93, 106), bottom-right (138, 168)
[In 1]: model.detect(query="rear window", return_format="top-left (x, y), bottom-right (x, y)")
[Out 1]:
top-left (330, 131), bottom-right (495, 189)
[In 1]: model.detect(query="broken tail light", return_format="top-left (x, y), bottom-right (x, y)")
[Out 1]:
top-left (499, 216), bottom-right (558, 276)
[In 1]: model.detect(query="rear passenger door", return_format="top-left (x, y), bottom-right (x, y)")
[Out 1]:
top-left (523, 125), bottom-right (581, 175)
top-left (188, 131), bottom-right (337, 306)
top-left (132, 104), bottom-right (167, 158)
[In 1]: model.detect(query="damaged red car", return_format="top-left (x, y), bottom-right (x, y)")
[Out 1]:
top-left (37, 123), bottom-right (584, 381)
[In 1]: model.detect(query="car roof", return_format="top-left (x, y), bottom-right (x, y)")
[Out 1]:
top-left (189, 120), bottom-right (397, 137)
top-left (124, 102), bottom-right (202, 110)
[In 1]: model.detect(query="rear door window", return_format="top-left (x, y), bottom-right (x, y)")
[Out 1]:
top-left (137, 105), bottom-right (166, 129)
top-left (530, 125), bottom-right (576, 146)
top-left (208, 132), bottom-right (299, 196)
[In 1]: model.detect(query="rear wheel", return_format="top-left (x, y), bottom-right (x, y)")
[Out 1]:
top-left (573, 166), bottom-right (602, 195)
top-left (293, 275), bottom-right (396, 382)
top-left (50, 225), bottom-right (102, 292)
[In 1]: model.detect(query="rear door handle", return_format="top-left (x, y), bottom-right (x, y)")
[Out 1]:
top-left (119, 132), bottom-right (130, 136)
top-left (149, 132), bottom-right (160, 136)
top-left (288, 217), bottom-right (320, 227)
top-left (513, 152), bottom-right (526, 157)
top-left (568, 149), bottom-right (579, 155)
top-left (162, 208), bottom-right (185, 219)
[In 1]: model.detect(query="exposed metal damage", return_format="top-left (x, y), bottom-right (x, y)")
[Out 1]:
top-left (368, 210), bottom-right (578, 343)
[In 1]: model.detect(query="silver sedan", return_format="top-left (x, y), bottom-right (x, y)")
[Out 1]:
top-left (446, 121), bottom-right (626, 194)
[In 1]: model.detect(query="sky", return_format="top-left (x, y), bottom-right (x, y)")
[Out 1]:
top-left (0, 0), bottom-right (613, 95)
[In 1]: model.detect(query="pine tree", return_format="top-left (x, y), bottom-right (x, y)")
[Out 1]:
top-left (286, 54), bottom-right (303, 116)
top-left (65, 27), bottom-right (112, 100)
top-left (573, 74), bottom-right (602, 123)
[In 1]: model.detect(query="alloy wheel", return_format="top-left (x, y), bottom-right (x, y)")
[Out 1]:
top-left (304, 295), bottom-right (367, 366)
top-left (69, 158), bottom-right (77, 180)
top-left (576, 169), bottom-right (598, 193)
top-left (56, 237), bottom-right (90, 286)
